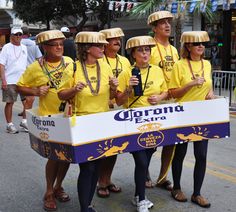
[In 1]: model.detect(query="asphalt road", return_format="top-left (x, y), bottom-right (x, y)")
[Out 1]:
top-left (0, 98), bottom-right (235, 212)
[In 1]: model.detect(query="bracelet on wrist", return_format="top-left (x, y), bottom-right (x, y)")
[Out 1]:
top-left (124, 88), bottom-right (132, 96)
top-left (110, 87), bottom-right (117, 92)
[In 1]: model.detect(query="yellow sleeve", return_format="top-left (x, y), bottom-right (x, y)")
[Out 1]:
top-left (168, 62), bottom-right (182, 89)
top-left (17, 62), bottom-right (47, 87)
top-left (160, 76), bottom-right (168, 93)
top-left (172, 46), bottom-right (180, 61)
top-left (117, 68), bottom-right (130, 92)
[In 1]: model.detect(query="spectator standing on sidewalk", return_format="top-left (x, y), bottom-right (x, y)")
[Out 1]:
top-left (17, 27), bottom-right (43, 117)
top-left (17, 30), bottom-right (73, 211)
top-left (0, 27), bottom-right (28, 133)
top-left (147, 10), bottom-right (179, 190)
top-left (60, 26), bottom-right (76, 61)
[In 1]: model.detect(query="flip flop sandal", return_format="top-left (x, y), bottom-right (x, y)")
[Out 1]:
top-left (171, 189), bottom-right (187, 202)
top-left (156, 180), bottom-right (173, 191)
top-left (107, 184), bottom-right (122, 193)
top-left (96, 186), bottom-right (110, 198)
top-left (44, 194), bottom-right (57, 211)
top-left (191, 195), bottom-right (211, 208)
top-left (54, 187), bottom-right (70, 202)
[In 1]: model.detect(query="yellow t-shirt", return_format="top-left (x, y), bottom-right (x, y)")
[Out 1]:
top-left (117, 65), bottom-right (168, 108)
top-left (101, 54), bottom-right (131, 77)
top-left (169, 58), bottom-right (212, 102)
top-left (58, 60), bottom-right (114, 116)
top-left (17, 56), bottom-right (73, 116)
top-left (150, 43), bottom-right (179, 86)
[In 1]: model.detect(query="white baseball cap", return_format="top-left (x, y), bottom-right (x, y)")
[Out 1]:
top-left (11, 28), bottom-right (23, 34)
top-left (60, 26), bottom-right (70, 33)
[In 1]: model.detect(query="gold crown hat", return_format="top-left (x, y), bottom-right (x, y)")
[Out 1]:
top-left (100, 28), bottom-right (124, 39)
top-left (180, 31), bottom-right (210, 43)
top-left (36, 30), bottom-right (65, 44)
top-left (147, 11), bottom-right (173, 25)
top-left (75, 31), bottom-right (108, 44)
top-left (126, 36), bottom-right (156, 50)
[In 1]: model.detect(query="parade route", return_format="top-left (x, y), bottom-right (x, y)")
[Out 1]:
top-left (0, 97), bottom-right (235, 212)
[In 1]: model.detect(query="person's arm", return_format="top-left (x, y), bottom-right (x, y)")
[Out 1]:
top-left (58, 82), bottom-right (87, 101)
top-left (205, 88), bottom-right (215, 100)
top-left (116, 75), bottom-right (139, 106)
top-left (0, 64), bottom-right (7, 90)
top-left (109, 76), bottom-right (118, 99)
top-left (116, 86), bottom-right (133, 106)
top-left (147, 92), bottom-right (168, 105)
top-left (169, 77), bottom-right (205, 98)
top-left (17, 85), bottom-right (50, 96)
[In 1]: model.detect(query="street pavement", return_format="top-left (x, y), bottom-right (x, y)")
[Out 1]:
top-left (0, 98), bottom-right (235, 212)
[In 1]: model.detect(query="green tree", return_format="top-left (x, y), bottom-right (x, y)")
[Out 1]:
top-left (13, 0), bottom-right (71, 29)
top-left (13, 0), bottom-right (110, 31)
top-left (130, 0), bottom-right (215, 51)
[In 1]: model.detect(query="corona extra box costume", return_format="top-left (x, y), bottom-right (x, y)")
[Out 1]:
top-left (27, 98), bottom-right (229, 163)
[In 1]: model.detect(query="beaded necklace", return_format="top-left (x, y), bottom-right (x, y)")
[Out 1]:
top-left (105, 55), bottom-right (122, 77)
top-left (14, 45), bottom-right (22, 60)
top-left (81, 61), bottom-right (101, 96)
top-left (40, 57), bottom-right (66, 89)
top-left (187, 59), bottom-right (204, 79)
top-left (187, 59), bottom-right (205, 88)
top-left (155, 40), bottom-right (174, 82)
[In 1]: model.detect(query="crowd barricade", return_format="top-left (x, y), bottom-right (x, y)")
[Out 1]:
top-left (212, 70), bottom-right (236, 110)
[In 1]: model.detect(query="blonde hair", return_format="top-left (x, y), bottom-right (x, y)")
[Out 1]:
top-left (180, 43), bottom-right (204, 59)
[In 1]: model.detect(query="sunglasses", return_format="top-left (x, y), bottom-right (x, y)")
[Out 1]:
top-left (192, 42), bottom-right (206, 47)
top-left (136, 47), bottom-right (151, 53)
top-left (13, 33), bottom-right (23, 37)
top-left (92, 43), bottom-right (105, 48)
top-left (45, 42), bottom-right (64, 47)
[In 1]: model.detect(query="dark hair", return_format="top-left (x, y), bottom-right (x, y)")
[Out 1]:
top-left (22, 27), bottom-right (29, 35)
top-left (76, 43), bottom-right (92, 61)
top-left (150, 20), bottom-right (158, 27)
top-left (129, 48), bottom-right (136, 64)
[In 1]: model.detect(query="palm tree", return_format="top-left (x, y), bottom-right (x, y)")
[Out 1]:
top-left (130, 0), bottom-right (215, 51)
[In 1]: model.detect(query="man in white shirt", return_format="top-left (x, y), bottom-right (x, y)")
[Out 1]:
top-left (0, 27), bottom-right (28, 133)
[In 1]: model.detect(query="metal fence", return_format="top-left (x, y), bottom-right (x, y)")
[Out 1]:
top-left (212, 70), bottom-right (236, 110)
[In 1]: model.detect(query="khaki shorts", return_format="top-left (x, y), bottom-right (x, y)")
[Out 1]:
top-left (2, 84), bottom-right (26, 103)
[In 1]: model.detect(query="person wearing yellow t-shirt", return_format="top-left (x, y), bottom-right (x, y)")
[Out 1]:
top-left (147, 10), bottom-right (179, 190)
top-left (116, 36), bottom-right (168, 212)
top-left (57, 31), bottom-right (118, 212)
top-left (17, 30), bottom-right (73, 211)
top-left (149, 11), bottom-right (179, 86)
top-left (169, 31), bottom-right (214, 208)
top-left (95, 27), bottom-right (131, 198)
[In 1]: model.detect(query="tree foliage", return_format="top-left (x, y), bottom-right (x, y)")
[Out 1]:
top-left (131, 0), bottom-right (215, 22)
top-left (13, 0), bottom-right (110, 30)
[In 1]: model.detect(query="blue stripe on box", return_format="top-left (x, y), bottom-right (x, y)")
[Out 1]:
top-left (29, 122), bottom-right (230, 164)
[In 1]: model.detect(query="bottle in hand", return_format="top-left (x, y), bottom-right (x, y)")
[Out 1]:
top-left (132, 67), bottom-right (143, 96)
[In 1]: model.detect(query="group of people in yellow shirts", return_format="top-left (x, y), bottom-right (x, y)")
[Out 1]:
top-left (16, 10), bottom-right (214, 212)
